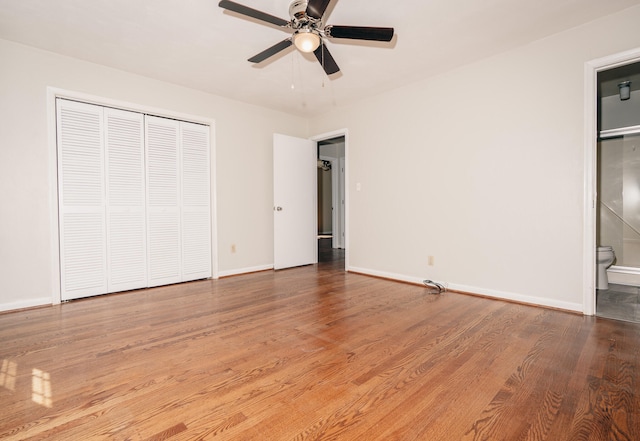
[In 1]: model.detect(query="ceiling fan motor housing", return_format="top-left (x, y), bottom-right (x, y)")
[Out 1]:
top-left (289, 0), bottom-right (308, 21)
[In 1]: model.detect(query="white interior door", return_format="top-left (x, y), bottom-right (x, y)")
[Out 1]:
top-left (273, 133), bottom-right (317, 270)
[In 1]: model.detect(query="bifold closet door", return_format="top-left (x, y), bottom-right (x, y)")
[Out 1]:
top-left (146, 116), bottom-right (182, 287)
top-left (58, 100), bottom-right (211, 298)
top-left (145, 117), bottom-right (212, 285)
top-left (57, 100), bottom-right (147, 300)
top-left (105, 107), bottom-right (147, 293)
top-left (57, 100), bottom-right (108, 300)
top-left (181, 122), bottom-right (212, 281)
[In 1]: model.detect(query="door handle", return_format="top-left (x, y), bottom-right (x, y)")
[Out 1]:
top-left (274, 206), bottom-right (283, 211)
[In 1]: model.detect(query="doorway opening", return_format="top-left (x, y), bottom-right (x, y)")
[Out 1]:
top-left (594, 60), bottom-right (640, 322)
top-left (314, 132), bottom-right (347, 268)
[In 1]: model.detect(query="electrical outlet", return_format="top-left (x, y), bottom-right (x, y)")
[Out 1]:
top-left (231, 244), bottom-right (236, 253)
top-left (428, 255), bottom-right (434, 266)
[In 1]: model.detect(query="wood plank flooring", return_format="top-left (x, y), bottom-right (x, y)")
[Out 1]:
top-left (1, 248), bottom-right (640, 440)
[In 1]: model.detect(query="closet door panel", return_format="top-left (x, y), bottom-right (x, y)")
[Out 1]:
top-left (57, 100), bottom-right (108, 300)
top-left (181, 122), bottom-right (212, 281)
top-left (146, 116), bottom-right (182, 287)
top-left (105, 108), bottom-right (147, 292)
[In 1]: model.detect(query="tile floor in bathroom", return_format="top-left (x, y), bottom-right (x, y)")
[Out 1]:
top-left (596, 283), bottom-right (640, 323)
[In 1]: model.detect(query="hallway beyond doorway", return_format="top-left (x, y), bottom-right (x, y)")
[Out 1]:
top-left (318, 237), bottom-right (345, 269)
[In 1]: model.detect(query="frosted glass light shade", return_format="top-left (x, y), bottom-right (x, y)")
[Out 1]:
top-left (293, 30), bottom-right (320, 53)
top-left (619, 81), bottom-right (631, 101)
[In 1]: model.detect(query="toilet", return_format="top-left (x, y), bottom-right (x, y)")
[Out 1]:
top-left (596, 246), bottom-right (616, 290)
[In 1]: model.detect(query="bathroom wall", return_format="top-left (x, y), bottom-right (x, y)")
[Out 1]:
top-left (601, 90), bottom-right (640, 131)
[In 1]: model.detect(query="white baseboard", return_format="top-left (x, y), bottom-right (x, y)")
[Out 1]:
top-left (217, 264), bottom-right (274, 278)
top-left (348, 266), bottom-right (425, 285)
top-left (0, 297), bottom-right (52, 313)
top-left (607, 266), bottom-right (640, 286)
top-left (448, 283), bottom-right (582, 313)
top-left (348, 267), bottom-right (582, 313)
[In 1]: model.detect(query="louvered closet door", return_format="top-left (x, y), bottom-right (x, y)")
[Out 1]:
top-left (146, 116), bottom-right (182, 287)
top-left (57, 99), bottom-right (107, 300)
top-left (105, 108), bottom-right (147, 292)
top-left (181, 122), bottom-right (212, 281)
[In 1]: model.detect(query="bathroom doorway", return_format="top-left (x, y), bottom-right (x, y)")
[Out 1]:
top-left (595, 60), bottom-right (640, 322)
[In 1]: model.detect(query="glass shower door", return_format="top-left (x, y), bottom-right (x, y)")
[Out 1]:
top-left (598, 131), bottom-right (640, 270)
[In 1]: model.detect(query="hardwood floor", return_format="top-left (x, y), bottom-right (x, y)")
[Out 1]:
top-left (2, 248), bottom-right (640, 440)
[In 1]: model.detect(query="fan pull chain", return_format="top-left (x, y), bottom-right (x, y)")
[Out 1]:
top-left (321, 39), bottom-right (325, 88)
top-left (291, 50), bottom-right (295, 90)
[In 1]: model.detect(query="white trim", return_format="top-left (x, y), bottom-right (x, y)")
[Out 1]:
top-left (599, 125), bottom-right (640, 139)
top-left (348, 266), bottom-right (426, 285)
top-left (609, 265), bottom-right (640, 274)
top-left (209, 121), bottom-right (219, 280)
top-left (319, 155), bottom-right (340, 244)
top-left (449, 283), bottom-right (582, 313)
top-left (583, 60), bottom-right (597, 316)
top-left (349, 267), bottom-right (582, 313)
top-left (218, 264), bottom-right (273, 278)
top-left (47, 87), bottom-right (214, 126)
top-left (47, 87), bottom-right (219, 305)
top-left (583, 48), bottom-right (640, 316)
top-left (0, 297), bottom-right (52, 313)
top-left (607, 265), bottom-right (640, 286)
top-left (311, 129), bottom-right (349, 269)
top-left (47, 89), bottom-right (62, 305)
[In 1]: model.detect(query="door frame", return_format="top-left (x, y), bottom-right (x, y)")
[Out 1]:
top-left (47, 87), bottom-right (218, 305)
top-left (583, 48), bottom-right (640, 315)
top-left (311, 129), bottom-right (349, 270)
top-left (318, 155), bottom-right (337, 237)
top-left (318, 154), bottom-right (345, 249)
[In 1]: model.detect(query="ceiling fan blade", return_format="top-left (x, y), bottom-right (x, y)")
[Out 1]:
top-left (306, 0), bottom-right (331, 19)
top-left (326, 25), bottom-right (394, 42)
top-left (219, 0), bottom-right (289, 27)
top-left (248, 39), bottom-right (293, 63)
top-left (313, 44), bottom-right (340, 75)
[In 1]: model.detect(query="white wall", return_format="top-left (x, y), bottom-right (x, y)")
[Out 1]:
top-left (309, 5), bottom-right (640, 312)
top-left (0, 39), bottom-right (307, 311)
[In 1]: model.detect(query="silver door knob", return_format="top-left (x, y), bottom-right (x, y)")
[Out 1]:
top-left (275, 206), bottom-right (283, 211)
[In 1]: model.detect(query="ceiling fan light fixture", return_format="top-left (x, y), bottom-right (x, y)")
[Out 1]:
top-left (293, 29), bottom-right (320, 53)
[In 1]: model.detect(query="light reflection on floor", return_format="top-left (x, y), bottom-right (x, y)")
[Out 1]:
top-left (597, 283), bottom-right (640, 323)
top-left (0, 359), bottom-right (17, 391)
top-left (32, 368), bottom-right (53, 408)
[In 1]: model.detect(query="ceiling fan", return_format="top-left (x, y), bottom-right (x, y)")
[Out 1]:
top-left (218, 0), bottom-right (394, 75)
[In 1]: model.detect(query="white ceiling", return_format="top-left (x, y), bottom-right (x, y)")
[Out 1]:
top-left (1, 0), bottom-right (639, 116)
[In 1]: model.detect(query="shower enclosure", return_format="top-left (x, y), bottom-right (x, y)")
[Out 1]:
top-left (598, 130), bottom-right (640, 285)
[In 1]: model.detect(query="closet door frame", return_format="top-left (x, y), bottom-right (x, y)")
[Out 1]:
top-left (47, 87), bottom-right (218, 305)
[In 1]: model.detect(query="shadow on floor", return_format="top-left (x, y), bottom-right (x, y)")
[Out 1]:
top-left (318, 237), bottom-right (345, 269)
